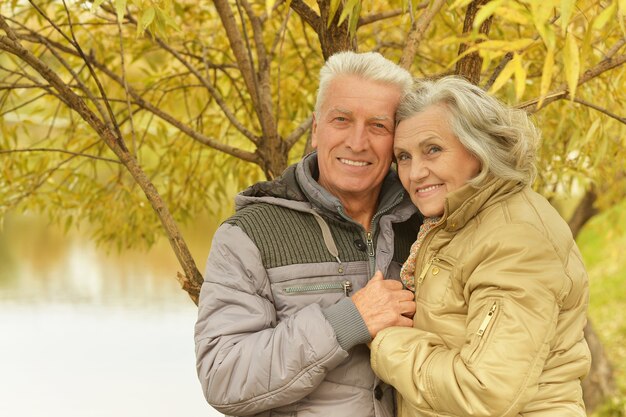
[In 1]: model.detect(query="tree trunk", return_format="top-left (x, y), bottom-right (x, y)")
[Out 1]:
top-left (455, 0), bottom-right (493, 84)
top-left (317, 1), bottom-right (355, 59)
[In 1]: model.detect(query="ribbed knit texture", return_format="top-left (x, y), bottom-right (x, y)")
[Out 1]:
top-left (322, 298), bottom-right (372, 350)
top-left (227, 203), bottom-right (421, 270)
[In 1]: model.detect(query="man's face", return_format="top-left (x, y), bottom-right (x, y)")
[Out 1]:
top-left (312, 75), bottom-right (402, 208)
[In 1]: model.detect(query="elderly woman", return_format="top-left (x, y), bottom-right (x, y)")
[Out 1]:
top-left (370, 76), bottom-right (591, 416)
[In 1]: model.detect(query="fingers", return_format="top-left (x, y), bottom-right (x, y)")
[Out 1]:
top-left (351, 274), bottom-right (416, 338)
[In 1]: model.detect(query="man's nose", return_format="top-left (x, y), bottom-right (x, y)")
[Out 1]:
top-left (345, 124), bottom-right (368, 152)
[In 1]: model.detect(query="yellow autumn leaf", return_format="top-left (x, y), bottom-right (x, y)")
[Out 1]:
top-left (478, 39), bottom-right (535, 51)
top-left (563, 32), bottom-right (580, 100)
top-left (489, 58), bottom-right (516, 94)
top-left (560, 0), bottom-right (576, 33)
top-left (449, 0), bottom-right (475, 10)
top-left (537, 47), bottom-right (555, 109)
top-left (266, 0), bottom-right (277, 17)
top-left (497, 6), bottom-right (530, 25)
top-left (338, 0), bottom-right (360, 26)
top-left (474, 0), bottom-right (505, 30)
top-left (593, 0), bottom-right (618, 30)
top-left (513, 54), bottom-right (527, 100)
top-left (115, 0), bottom-right (127, 22)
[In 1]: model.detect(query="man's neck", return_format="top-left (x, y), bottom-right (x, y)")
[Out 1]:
top-left (339, 196), bottom-right (378, 232)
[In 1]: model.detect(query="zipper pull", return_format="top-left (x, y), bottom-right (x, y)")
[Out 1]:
top-left (343, 280), bottom-right (352, 296)
top-left (417, 258), bottom-right (436, 286)
top-left (477, 302), bottom-right (497, 336)
top-left (366, 232), bottom-right (375, 257)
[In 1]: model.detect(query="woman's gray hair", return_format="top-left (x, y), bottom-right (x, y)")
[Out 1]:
top-left (315, 51), bottom-right (414, 115)
top-left (397, 76), bottom-right (540, 187)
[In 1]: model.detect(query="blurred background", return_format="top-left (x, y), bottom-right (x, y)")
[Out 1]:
top-left (0, 213), bottom-right (222, 417)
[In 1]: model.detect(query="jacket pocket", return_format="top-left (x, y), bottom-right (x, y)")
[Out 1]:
top-left (467, 300), bottom-right (499, 364)
top-left (283, 280), bottom-right (353, 296)
top-left (415, 256), bottom-right (454, 306)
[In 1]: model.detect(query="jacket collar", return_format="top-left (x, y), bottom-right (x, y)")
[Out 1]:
top-left (442, 177), bottom-right (525, 232)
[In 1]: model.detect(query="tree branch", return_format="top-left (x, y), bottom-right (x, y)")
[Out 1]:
top-left (358, 9), bottom-right (405, 27)
top-left (0, 147), bottom-right (122, 164)
top-left (573, 97), bottom-right (626, 125)
top-left (399, 0), bottom-right (447, 70)
top-left (285, 115), bottom-right (313, 148)
top-left (518, 53), bottom-right (626, 112)
top-left (0, 15), bottom-right (204, 303)
top-left (7, 27), bottom-right (260, 163)
top-left (289, 0), bottom-right (321, 30)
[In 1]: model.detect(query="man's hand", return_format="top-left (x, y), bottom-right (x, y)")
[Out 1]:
top-left (351, 271), bottom-right (416, 338)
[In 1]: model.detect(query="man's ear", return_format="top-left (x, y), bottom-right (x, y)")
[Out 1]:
top-left (311, 113), bottom-right (318, 149)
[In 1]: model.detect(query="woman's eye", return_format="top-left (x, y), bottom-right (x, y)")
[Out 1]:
top-left (426, 146), bottom-right (442, 154)
top-left (395, 153), bottom-right (409, 162)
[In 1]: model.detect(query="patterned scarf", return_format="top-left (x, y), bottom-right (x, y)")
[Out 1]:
top-left (400, 217), bottom-right (441, 291)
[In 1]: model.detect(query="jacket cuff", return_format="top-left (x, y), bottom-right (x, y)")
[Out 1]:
top-left (322, 298), bottom-right (372, 351)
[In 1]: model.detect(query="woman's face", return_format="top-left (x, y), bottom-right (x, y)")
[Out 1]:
top-left (394, 104), bottom-right (481, 217)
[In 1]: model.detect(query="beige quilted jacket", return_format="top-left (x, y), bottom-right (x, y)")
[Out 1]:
top-left (371, 177), bottom-right (591, 417)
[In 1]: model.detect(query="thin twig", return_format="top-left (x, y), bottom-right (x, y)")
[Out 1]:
top-left (0, 147), bottom-right (122, 163)
top-left (572, 96), bottom-right (626, 125)
top-left (117, 17), bottom-right (137, 156)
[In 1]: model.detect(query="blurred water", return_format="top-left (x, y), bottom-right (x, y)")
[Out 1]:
top-left (0, 214), bottom-right (222, 417)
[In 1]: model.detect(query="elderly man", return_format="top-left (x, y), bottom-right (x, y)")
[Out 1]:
top-left (195, 51), bottom-right (420, 417)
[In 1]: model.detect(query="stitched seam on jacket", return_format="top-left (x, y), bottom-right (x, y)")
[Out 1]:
top-left (210, 344), bottom-right (344, 408)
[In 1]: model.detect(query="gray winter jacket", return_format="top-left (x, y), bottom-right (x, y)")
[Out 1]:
top-left (195, 153), bottom-right (419, 417)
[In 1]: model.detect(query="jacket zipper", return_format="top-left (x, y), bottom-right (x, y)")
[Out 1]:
top-left (414, 257), bottom-right (438, 297)
top-left (468, 301), bottom-right (498, 363)
top-left (477, 302), bottom-right (497, 336)
top-left (284, 280), bottom-right (353, 296)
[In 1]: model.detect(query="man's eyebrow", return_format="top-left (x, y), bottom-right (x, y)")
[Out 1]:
top-left (328, 107), bottom-right (353, 115)
top-left (370, 115), bottom-right (392, 121)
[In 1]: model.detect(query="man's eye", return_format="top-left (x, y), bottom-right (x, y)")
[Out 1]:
top-left (334, 116), bottom-right (347, 122)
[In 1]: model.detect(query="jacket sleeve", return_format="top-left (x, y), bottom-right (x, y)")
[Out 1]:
top-left (370, 224), bottom-right (570, 417)
top-left (194, 223), bottom-right (349, 416)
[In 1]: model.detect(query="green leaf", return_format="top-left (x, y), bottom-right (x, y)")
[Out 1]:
top-left (563, 32), bottom-right (580, 100)
top-left (348, 1), bottom-right (362, 39)
top-left (327, 0), bottom-right (342, 28)
top-left (337, 0), bottom-right (360, 27)
top-left (139, 6), bottom-right (156, 35)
